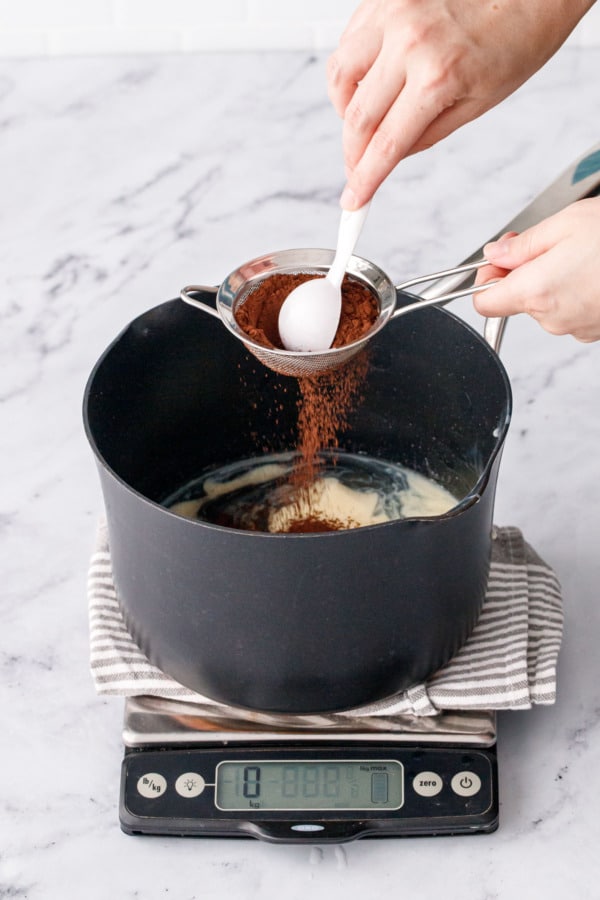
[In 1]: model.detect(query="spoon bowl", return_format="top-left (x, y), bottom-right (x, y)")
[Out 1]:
top-left (277, 276), bottom-right (341, 352)
top-left (278, 203), bottom-right (371, 351)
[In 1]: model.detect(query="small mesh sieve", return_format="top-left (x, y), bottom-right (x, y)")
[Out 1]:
top-left (180, 248), bottom-right (492, 378)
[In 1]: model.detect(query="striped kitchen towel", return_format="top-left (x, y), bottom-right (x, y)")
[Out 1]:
top-left (87, 523), bottom-right (563, 717)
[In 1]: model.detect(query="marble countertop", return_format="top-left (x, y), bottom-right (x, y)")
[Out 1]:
top-left (3, 47), bottom-right (600, 899)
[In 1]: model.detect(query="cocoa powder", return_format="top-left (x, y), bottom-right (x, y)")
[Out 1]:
top-left (294, 352), bottom-right (369, 485)
top-left (279, 353), bottom-right (369, 532)
top-left (234, 273), bottom-right (378, 350)
top-left (283, 515), bottom-right (354, 533)
top-left (235, 271), bottom-right (376, 533)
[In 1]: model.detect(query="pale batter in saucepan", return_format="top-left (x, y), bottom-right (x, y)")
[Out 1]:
top-left (166, 451), bottom-right (459, 533)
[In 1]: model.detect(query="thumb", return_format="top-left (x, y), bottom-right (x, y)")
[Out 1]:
top-left (483, 223), bottom-right (551, 270)
top-left (483, 231), bottom-right (522, 270)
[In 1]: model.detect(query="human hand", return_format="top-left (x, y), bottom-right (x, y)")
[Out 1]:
top-left (473, 198), bottom-right (600, 343)
top-left (328, 0), bottom-right (594, 209)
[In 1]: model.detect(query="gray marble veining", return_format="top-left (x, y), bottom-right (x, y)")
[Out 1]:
top-left (1, 48), bottom-right (600, 899)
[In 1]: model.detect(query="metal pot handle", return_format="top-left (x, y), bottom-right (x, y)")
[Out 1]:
top-left (180, 285), bottom-right (220, 320)
top-left (399, 141), bottom-right (600, 353)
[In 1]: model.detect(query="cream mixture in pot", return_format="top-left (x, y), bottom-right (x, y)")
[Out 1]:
top-left (165, 451), bottom-right (459, 533)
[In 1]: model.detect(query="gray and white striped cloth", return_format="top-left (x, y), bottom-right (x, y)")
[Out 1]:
top-left (88, 523), bottom-right (563, 717)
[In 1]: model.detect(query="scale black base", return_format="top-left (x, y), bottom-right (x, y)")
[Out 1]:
top-left (120, 696), bottom-right (498, 842)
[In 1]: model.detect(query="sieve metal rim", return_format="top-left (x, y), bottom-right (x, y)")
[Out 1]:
top-left (181, 248), bottom-right (397, 370)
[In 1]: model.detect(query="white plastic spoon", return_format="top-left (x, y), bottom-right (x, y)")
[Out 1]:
top-left (278, 202), bottom-right (371, 352)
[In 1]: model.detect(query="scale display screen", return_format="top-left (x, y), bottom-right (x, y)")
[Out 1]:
top-left (215, 759), bottom-right (403, 811)
top-left (121, 743), bottom-right (498, 839)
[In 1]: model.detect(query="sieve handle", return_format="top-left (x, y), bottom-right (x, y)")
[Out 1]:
top-left (180, 284), bottom-right (221, 319)
top-left (393, 260), bottom-right (499, 321)
top-left (395, 259), bottom-right (493, 295)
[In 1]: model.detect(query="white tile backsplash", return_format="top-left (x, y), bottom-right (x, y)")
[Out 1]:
top-left (0, 0), bottom-right (113, 28)
top-left (0, 0), bottom-right (598, 56)
top-left (181, 23), bottom-right (315, 53)
top-left (115, 0), bottom-right (247, 27)
top-left (48, 26), bottom-right (182, 56)
top-left (246, 0), bottom-right (357, 22)
top-left (0, 29), bottom-right (48, 57)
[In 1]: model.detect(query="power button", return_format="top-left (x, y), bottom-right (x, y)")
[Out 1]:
top-left (451, 771), bottom-right (482, 797)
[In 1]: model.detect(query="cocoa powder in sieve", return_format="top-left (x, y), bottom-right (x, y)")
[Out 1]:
top-left (235, 272), bottom-right (375, 532)
top-left (234, 273), bottom-right (379, 350)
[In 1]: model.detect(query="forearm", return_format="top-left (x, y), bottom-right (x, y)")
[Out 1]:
top-left (507, 0), bottom-right (597, 62)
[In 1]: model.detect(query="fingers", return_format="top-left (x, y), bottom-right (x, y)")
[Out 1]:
top-left (473, 229), bottom-right (548, 320)
top-left (471, 201), bottom-right (600, 341)
top-left (338, 50), bottom-right (490, 209)
top-left (474, 262), bottom-right (511, 287)
top-left (473, 254), bottom-right (578, 337)
top-left (473, 221), bottom-right (562, 319)
top-left (340, 50), bottom-right (408, 176)
top-left (327, 1), bottom-right (383, 119)
top-left (483, 221), bottom-right (556, 269)
top-left (327, 43), bottom-right (380, 120)
top-left (339, 79), bottom-right (447, 209)
top-left (473, 233), bottom-right (517, 287)
top-left (472, 257), bottom-right (594, 341)
top-left (472, 269), bottom-right (531, 321)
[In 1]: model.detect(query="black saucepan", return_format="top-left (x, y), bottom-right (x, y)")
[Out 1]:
top-left (83, 290), bottom-right (510, 713)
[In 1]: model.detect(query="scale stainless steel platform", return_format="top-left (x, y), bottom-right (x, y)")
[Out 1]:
top-left (120, 695), bottom-right (498, 842)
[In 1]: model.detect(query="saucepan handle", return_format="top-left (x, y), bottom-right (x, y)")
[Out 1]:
top-left (397, 141), bottom-right (600, 354)
top-left (180, 285), bottom-right (221, 319)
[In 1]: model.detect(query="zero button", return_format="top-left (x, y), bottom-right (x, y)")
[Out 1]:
top-left (412, 771), bottom-right (443, 797)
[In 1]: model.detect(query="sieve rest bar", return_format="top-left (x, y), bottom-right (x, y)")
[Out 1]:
top-left (180, 284), bottom-right (220, 319)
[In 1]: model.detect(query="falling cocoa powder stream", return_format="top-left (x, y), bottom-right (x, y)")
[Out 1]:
top-left (234, 273), bottom-right (378, 532)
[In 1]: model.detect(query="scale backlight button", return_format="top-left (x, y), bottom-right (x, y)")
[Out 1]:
top-left (412, 771), bottom-right (443, 797)
top-left (175, 772), bottom-right (206, 798)
top-left (137, 772), bottom-right (167, 799)
top-left (451, 771), bottom-right (482, 797)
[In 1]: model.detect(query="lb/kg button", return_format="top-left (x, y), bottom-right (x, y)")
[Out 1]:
top-left (137, 772), bottom-right (167, 799)
top-left (451, 771), bottom-right (482, 797)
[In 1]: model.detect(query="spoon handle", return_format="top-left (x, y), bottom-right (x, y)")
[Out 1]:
top-left (328, 201), bottom-right (371, 288)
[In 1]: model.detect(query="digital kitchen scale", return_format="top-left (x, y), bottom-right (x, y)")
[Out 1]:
top-left (120, 696), bottom-right (498, 841)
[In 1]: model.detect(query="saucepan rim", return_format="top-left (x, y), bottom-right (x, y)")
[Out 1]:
top-left (83, 295), bottom-right (512, 538)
